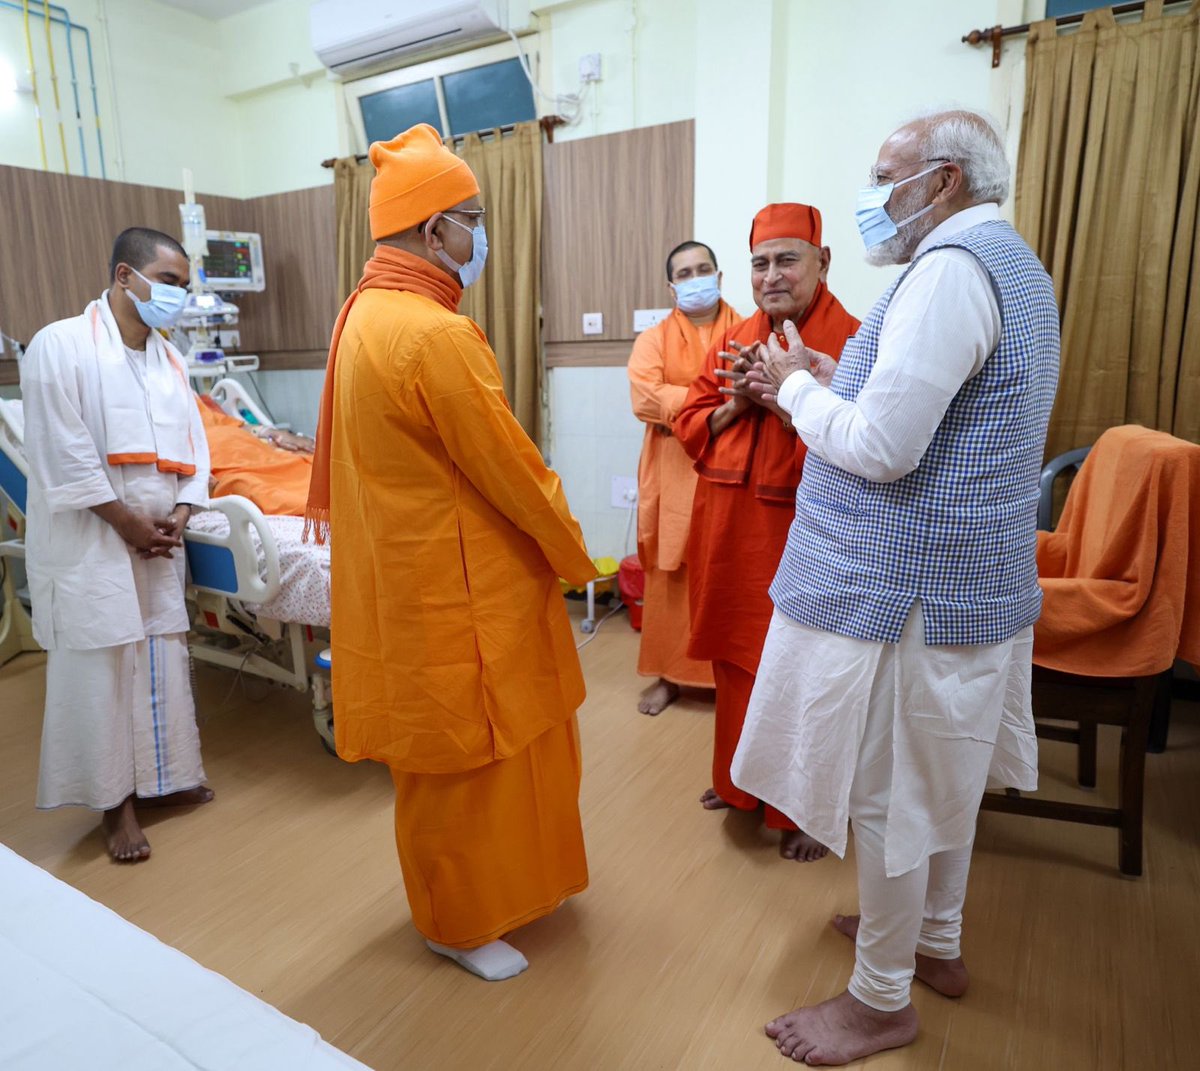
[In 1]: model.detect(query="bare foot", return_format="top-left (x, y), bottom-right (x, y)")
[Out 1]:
top-left (638, 679), bottom-right (680, 716)
top-left (135, 785), bottom-right (215, 809)
top-left (780, 829), bottom-right (829, 862)
top-left (832, 914), bottom-right (969, 998)
top-left (765, 990), bottom-right (918, 1065)
top-left (700, 787), bottom-right (732, 810)
top-left (102, 797), bottom-right (151, 864)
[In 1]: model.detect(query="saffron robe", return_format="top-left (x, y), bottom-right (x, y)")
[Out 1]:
top-left (316, 247), bottom-right (595, 947)
top-left (674, 286), bottom-right (859, 808)
top-left (628, 303), bottom-right (738, 687)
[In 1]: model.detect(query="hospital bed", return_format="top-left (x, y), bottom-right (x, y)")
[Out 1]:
top-left (0, 398), bottom-right (38, 667)
top-left (0, 843), bottom-right (369, 1070)
top-left (0, 396), bottom-right (335, 752)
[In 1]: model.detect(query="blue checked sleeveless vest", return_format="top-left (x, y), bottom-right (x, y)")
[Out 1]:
top-left (769, 220), bottom-right (1060, 645)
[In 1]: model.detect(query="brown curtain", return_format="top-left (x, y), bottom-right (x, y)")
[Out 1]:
top-left (330, 121), bottom-right (544, 441)
top-left (451, 121), bottom-right (544, 443)
top-left (333, 156), bottom-right (374, 304)
top-left (1015, 0), bottom-right (1200, 459)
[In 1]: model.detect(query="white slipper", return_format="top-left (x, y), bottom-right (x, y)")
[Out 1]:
top-left (426, 938), bottom-right (529, 981)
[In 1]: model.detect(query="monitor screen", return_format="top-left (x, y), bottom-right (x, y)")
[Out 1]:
top-left (201, 231), bottom-right (265, 291)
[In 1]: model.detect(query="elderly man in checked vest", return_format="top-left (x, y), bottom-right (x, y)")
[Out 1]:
top-left (728, 110), bottom-right (1060, 1065)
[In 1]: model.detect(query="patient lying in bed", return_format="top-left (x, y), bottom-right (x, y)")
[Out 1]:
top-left (196, 396), bottom-right (314, 516)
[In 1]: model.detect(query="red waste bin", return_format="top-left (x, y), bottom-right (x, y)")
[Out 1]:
top-left (618, 554), bottom-right (645, 631)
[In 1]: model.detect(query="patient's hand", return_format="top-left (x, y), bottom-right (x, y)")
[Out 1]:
top-left (270, 429), bottom-right (312, 451)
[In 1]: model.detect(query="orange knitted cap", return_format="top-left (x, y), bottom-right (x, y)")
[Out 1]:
top-left (749, 203), bottom-right (823, 249)
top-left (368, 124), bottom-right (481, 241)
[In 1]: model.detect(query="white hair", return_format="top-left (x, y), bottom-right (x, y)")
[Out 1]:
top-left (914, 109), bottom-right (1011, 206)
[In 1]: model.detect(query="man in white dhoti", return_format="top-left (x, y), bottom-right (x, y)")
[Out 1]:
top-left (21, 227), bottom-right (213, 863)
top-left (730, 111), bottom-right (1060, 1065)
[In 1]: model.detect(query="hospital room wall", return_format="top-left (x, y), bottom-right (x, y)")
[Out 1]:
top-left (0, 0), bottom-right (339, 199)
top-left (541, 0), bottom-right (1039, 559)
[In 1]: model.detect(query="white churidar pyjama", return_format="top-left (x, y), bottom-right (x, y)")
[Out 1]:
top-left (731, 602), bottom-right (1035, 1010)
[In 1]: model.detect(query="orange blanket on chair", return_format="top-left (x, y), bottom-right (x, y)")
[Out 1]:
top-left (1034, 425), bottom-right (1200, 676)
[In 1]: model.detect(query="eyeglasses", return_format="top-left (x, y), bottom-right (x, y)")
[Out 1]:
top-left (867, 157), bottom-right (951, 187)
top-left (445, 208), bottom-right (486, 222)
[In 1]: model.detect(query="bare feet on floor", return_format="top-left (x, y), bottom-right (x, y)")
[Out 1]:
top-left (135, 785), bottom-right (216, 809)
top-left (699, 787), bottom-right (732, 810)
top-left (765, 990), bottom-right (918, 1065)
top-left (832, 914), bottom-right (969, 998)
top-left (780, 829), bottom-right (830, 862)
top-left (102, 796), bottom-right (151, 863)
top-left (638, 679), bottom-right (680, 716)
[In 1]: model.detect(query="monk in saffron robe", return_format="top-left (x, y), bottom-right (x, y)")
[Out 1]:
top-left (674, 204), bottom-right (859, 860)
top-left (195, 396), bottom-right (314, 516)
top-left (306, 124), bottom-right (595, 982)
top-left (628, 240), bottom-right (739, 715)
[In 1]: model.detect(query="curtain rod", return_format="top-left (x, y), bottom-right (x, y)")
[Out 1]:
top-left (964, 0), bottom-right (1192, 67)
top-left (321, 114), bottom-right (565, 168)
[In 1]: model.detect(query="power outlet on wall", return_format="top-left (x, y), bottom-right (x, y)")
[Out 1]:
top-left (579, 53), bottom-right (602, 83)
top-left (611, 475), bottom-right (638, 509)
top-left (582, 312), bottom-right (604, 335)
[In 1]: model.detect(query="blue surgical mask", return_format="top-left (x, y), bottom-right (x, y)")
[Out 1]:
top-left (672, 274), bottom-right (721, 315)
top-left (855, 162), bottom-right (944, 250)
top-left (126, 267), bottom-right (188, 328)
top-left (436, 214), bottom-right (488, 287)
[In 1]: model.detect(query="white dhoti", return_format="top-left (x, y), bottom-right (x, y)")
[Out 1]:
top-left (37, 633), bottom-right (206, 810)
top-left (731, 602), bottom-right (1036, 1010)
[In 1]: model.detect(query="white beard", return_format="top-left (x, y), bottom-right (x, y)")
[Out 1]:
top-left (864, 181), bottom-right (940, 267)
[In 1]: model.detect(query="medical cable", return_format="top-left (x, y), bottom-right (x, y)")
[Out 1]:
top-left (576, 600), bottom-right (625, 650)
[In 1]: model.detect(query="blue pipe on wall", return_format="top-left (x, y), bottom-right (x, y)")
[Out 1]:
top-left (0, 0), bottom-right (105, 178)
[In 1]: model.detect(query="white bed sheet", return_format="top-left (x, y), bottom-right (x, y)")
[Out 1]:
top-left (0, 844), bottom-right (369, 1071)
top-left (187, 511), bottom-right (330, 626)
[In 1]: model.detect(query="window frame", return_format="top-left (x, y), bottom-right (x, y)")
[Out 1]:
top-left (344, 38), bottom-right (538, 149)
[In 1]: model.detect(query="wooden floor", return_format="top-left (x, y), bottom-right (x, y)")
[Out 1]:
top-left (1, 612), bottom-right (1198, 1070)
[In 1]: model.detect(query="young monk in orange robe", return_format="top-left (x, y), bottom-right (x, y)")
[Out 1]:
top-left (674, 204), bottom-right (860, 860)
top-left (195, 398), bottom-right (314, 515)
top-left (628, 240), bottom-right (739, 716)
top-left (305, 124), bottom-right (596, 982)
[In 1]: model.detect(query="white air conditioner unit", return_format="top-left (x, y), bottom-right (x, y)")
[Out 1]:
top-left (311, 0), bottom-right (516, 77)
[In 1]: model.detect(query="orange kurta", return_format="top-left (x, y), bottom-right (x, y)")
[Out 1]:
top-left (195, 400), bottom-right (314, 516)
top-left (674, 286), bottom-right (859, 810)
top-left (628, 303), bottom-right (738, 687)
top-left (321, 248), bottom-right (596, 947)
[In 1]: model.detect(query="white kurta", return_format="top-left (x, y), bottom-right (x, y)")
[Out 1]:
top-left (730, 204), bottom-right (1039, 877)
top-left (21, 294), bottom-right (209, 652)
top-left (21, 294), bottom-right (210, 810)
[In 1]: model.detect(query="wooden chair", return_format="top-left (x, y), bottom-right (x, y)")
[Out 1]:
top-left (980, 438), bottom-right (1188, 878)
top-left (980, 666), bottom-right (1167, 877)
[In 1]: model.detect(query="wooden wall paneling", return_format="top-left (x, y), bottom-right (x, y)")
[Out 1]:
top-left (542, 120), bottom-right (694, 345)
top-left (241, 186), bottom-right (338, 357)
top-left (0, 164), bottom-right (336, 364)
top-left (544, 340), bottom-right (634, 367)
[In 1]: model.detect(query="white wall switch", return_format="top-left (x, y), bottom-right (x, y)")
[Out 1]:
top-left (633, 307), bottom-right (672, 333)
top-left (582, 312), bottom-right (604, 335)
top-left (579, 52), bottom-right (602, 83)
top-left (610, 475), bottom-right (638, 509)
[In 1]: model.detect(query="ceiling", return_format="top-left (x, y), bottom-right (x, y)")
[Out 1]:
top-left (152, 0), bottom-right (278, 20)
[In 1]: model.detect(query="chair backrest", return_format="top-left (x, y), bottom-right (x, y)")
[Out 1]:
top-left (1037, 446), bottom-right (1091, 530)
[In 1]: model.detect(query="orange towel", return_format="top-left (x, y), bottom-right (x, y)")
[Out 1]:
top-left (1034, 425), bottom-right (1200, 676)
